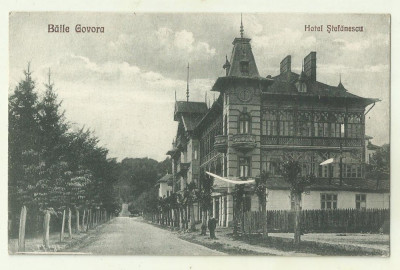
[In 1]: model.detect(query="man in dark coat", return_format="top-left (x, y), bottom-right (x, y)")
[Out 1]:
top-left (208, 217), bottom-right (218, 239)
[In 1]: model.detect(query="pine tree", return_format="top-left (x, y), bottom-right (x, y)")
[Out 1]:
top-left (9, 64), bottom-right (42, 232)
top-left (37, 69), bottom-right (68, 163)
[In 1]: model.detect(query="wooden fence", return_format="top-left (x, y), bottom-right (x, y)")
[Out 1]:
top-left (240, 209), bottom-right (389, 234)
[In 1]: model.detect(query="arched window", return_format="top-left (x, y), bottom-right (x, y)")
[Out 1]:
top-left (238, 113), bottom-right (251, 134)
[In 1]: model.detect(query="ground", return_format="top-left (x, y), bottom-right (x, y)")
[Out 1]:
top-left (9, 217), bottom-right (389, 256)
top-left (66, 217), bottom-right (224, 255)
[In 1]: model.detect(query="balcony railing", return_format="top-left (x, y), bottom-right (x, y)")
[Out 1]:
top-left (214, 135), bottom-right (228, 153)
top-left (232, 134), bottom-right (257, 151)
top-left (261, 136), bottom-right (363, 147)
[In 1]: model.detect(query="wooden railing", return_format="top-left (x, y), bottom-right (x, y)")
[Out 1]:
top-left (261, 136), bottom-right (363, 148)
top-left (238, 209), bottom-right (389, 234)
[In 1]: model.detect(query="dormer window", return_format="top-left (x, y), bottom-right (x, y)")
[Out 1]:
top-left (296, 81), bottom-right (307, 93)
top-left (240, 61), bottom-right (249, 75)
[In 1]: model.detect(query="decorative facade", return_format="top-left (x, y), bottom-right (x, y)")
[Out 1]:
top-left (166, 23), bottom-right (389, 227)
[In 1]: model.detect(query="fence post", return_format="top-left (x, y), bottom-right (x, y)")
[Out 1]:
top-left (43, 210), bottom-right (51, 249)
top-left (18, 206), bottom-right (27, 252)
top-left (76, 208), bottom-right (80, 234)
top-left (60, 209), bottom-right (66, 242)
top-left (68, 208), bottom-right (72, 239)
top-left (82, 210), bottom-right (86, 232)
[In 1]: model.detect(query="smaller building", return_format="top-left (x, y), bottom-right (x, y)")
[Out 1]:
top-left (157, 174), bottom-right (173, 198)
top-left (365, 135), bottom-right (381, 164)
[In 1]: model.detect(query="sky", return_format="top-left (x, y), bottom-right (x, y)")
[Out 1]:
top-left (9, 12), bottom-right (390, 161)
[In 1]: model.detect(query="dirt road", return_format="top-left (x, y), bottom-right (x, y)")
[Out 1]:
top-left (67, 217), bottom-right (224, 255)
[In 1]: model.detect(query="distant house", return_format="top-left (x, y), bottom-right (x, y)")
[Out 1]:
top-left (166, 21), bottom-right (389, 228)
top-left (156, 174), bottom-right (173, 198)
top-left (365, 135), bottom-right (381, 164)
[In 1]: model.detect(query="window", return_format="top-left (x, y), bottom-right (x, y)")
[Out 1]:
top-left (321, 194), bottom-right (338, 209)
top-left (239, 113), bottom-right (251, 134)
top-left (265, 156), bottom-right (281, 176)
top-left (314, 112), bottom-right (329, 137)
top-left (343, 164), bottom-right (362, 178)
top-left (240, 61), bottom-right (249, 75)
top-left (263, 110), bottom-right (278, 136)
top-left (319, 164), bottom-right (333, 178)
top-left (356, 194), bottom-right (366, 210)
top-left (224, 115), bottom-right (228, 135)
top-left (239, 157), bottom-right (251, 178)
top-left (279, 111), bottom-right (294, 136)
top-left (194, 150), bottom-right (198, 160)
top-left (297, 111), bottom-right (312, 137)
top-left (296, 82), bottom-right (307, 93)
top-left (346, 113), bottom-right (363, 138)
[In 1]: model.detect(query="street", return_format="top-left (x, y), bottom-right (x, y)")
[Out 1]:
top-left (67, 217), bottom-right (225, 255)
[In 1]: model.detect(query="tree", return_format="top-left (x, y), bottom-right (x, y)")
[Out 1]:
top-left (196, 173), bottom-right (214, 234)
top-left (366, 144), bottom-right (390, 184)
top-left (282, 159), bottom-right (316, 245)
top-left (8, 64), bottom-right (42, 236)
top-left (255, 171), bottom-right (268, 238)
top-left (232, 184), bottom-right (245, 236)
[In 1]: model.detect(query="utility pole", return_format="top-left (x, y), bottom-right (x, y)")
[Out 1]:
top-left (339, 137), bottom-right (343, 186)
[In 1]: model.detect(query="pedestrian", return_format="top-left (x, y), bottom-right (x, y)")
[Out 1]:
top-left (208, 216), bottom-right (218, 239)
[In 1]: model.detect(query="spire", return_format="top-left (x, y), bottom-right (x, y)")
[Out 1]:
top-left (174, 90), bottom-right (177, 101)
top-left (338, 73), bottom-right (345, 89)
top-left (298, 60), bottom-right (306, 81)
top-left (223, 55), bottom-right (231, 76)
top-left (227, 14), bottom-right (260, 77)
top-left (240, 13), bottom-right (244, 38)
top-left (186, 63), bottom-right (190, 102)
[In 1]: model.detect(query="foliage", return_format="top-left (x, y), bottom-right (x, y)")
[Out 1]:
top-left (196, 174), bottom-right (214, 212)
top-left (281, 159), bottom-right (316, 194)
top-left (115, 157), bottom-right (171, 203)
top-left (255, 171), bottom-right (268, 205)
top-left (366, 144), bottom-right (390, 180)
top-left (8, 66), bottom-right (120, 236)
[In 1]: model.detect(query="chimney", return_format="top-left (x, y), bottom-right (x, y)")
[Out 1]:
top-left (304, 52), bottom-right (316, 81)
top-left (280, 55), bottom-right (291, 74)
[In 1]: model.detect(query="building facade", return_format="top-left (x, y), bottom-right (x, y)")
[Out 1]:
top-left (166, 24), bottom-right (389, 227)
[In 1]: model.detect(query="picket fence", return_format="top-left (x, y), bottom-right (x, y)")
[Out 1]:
top-left (240, 209), bottom-right (389, 234)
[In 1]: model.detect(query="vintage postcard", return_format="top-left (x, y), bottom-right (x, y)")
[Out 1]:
top-left (7, 11), bottom-right (390, 257)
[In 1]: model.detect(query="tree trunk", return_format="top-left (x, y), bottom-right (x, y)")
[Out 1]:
top-left (60, 209), bottom-right (66, 242)
top-left (43, 210), bottom-right (50, 249)
top-left (86, 209), bottom-right (90, 231)
top-left (18, 206), bottom-right (27, 252)
top-left (294, 193), bottom-right (302, 245)
top-left (261, 198), bottom-right (268, 239)
top-left (190, 204), bottom-right (196, 231)
top-left (68, 208), bottom-right (72, 240)
top-left (82, 210), bottom-right (86, 232)
top-left (76, 209), bottom-right (80, 234)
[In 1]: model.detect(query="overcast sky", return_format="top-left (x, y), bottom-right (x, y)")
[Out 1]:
top-left (9, 13), bottom-right (390, 161)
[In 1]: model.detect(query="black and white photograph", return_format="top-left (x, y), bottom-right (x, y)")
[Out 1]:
top-left (7, 11), bottom-right (390, 257)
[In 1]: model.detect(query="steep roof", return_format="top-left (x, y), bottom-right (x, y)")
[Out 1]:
top-left (181, 114), bottom-right (204, 131)
top-left (157, 174), bottom-right (173, 184)
top-left (367, 142), bottom-right (381, 151)
top-left (227, 37), bottom-right (260, 78)
top-left (263, 71), bottom-right (379, 105)
top-left (266, 177), bottom-right (389, 193)
top-left (174, 101), bottom-right (208, 121)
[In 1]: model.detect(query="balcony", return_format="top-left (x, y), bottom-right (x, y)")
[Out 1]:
top-left (261, 136), bottom-right (363, 148)
top-left (176, 162), bottom-right (190, 176)
top-left (214, 135), bottom-right (228, 153)
top-left (232, 134), bottom-right (257, 152)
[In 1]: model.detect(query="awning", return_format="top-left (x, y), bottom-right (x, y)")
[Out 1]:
top-left (206, 171), bottom-right (255, 184)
